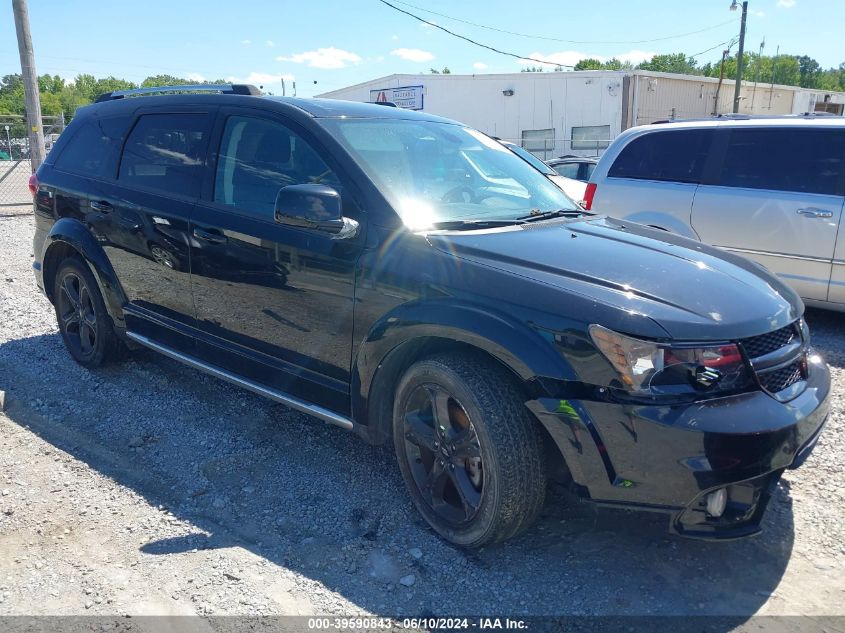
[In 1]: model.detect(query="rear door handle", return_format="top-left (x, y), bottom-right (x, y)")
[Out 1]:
top-left (89, 200), bottom-right (113, 212)
top-left (192, 227), bottom-right (227, 244)
top-left (797, 207), bottom-right (833, 218)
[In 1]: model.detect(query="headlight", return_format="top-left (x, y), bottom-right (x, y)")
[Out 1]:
top-left (589, 324), bottom-right (750, 395)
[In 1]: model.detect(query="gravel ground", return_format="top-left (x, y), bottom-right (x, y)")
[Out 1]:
top-left (1, 206), bottom-right (844, 622)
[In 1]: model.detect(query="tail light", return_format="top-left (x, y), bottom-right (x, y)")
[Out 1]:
top-left (583, 182), bottom-right (597, 210)
top-left (28, 173), bottom-right (38, 196)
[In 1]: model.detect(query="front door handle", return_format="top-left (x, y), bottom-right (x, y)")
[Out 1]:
top-left (797, 207), bottom-right (833, 218)
top-left (192, 227), bottom-right (227, 244)
top-left (89, 200), bottom-right (113, 212)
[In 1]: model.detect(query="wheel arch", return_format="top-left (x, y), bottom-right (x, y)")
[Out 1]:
top-left (41, 218), bottom-right (128, 328)
top-left (351, 301), bottom-right (576, 446)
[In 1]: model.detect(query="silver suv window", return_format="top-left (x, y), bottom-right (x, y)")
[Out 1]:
top-left (608, 129), bottom-right (711, 184)
top-left (716, 128), bottom-right (845, 195)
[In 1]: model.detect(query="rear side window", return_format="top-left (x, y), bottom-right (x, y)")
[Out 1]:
top-left (608, 130), bottom-right (711, 184)
top-left (53, 116), bottom-right (129, 178)
top-left (553, 163), bottom-right (579, 179)
top-left (118, 113), bottom-right (212, 197)
top-left (717, 128), bottom-right (845, 195)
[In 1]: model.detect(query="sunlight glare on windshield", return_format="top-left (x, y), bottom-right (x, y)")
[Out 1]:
top-left (399, 197), bottom-right (438, 230)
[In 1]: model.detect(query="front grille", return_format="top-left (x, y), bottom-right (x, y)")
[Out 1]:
top-left (742, 325), bottom-right (797, 359)
top-left (759, 361), bottom-right (804, 393)
top-left (740, 322), bottom-right (806, 397)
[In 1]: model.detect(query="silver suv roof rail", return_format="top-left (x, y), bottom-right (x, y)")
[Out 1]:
top-left (95, 83), bottom-right (262, 103)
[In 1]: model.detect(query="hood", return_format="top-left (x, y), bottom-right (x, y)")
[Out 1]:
top-left (426, 216), bottom-right (802, 341)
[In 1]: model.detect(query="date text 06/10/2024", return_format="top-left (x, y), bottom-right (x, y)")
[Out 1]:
top-left (306, 617), bottom-right (528, 630)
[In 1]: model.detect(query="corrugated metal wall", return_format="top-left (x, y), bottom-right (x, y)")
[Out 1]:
top-left (633, 74), bottom-right (794, 125)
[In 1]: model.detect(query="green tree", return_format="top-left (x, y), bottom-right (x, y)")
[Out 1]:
top-left (795, 55), bottom-right (821, 88)
top-left (94, 77), bottom-right (137, 96)
top-left (574, 58), bottom-right (603, 71)
top-left (520, 66), bottom-right (545, 72)
top-left (141, 74), bottom-right (191, 87)
top-left (637, 53), bottom-right (701, 75)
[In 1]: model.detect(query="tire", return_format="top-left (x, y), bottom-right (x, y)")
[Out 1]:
top-left (53, 257), bottom-right (121, 368)
top-left (392, 352), bottom-right (546, 548)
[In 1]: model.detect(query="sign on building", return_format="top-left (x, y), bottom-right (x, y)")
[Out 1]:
top-left (369, 85), bottom-right (424, 110)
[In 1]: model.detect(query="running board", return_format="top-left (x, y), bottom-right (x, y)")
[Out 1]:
top-left (125, 331), bottom-right (354, 430)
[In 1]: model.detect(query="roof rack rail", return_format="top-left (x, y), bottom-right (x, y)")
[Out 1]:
top-left (95, 83), bottom-right (262, 103)
top-left (651, 111), bottom-right (842, 124)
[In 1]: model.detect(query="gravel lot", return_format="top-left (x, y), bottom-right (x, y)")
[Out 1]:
top-left (1, 206), bottom-right (844, 623)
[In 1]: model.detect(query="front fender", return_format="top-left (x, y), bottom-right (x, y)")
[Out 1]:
top-left (42, 217), bottom-right (128, 327)
top-left (351, 299), bottom-right (577, 437)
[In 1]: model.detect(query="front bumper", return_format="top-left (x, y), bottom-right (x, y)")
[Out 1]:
top-left (529, 355), bottom-right (830, 540)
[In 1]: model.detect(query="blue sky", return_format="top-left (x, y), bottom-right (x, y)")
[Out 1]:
top-left (1, 0), bottom-right (841, 98)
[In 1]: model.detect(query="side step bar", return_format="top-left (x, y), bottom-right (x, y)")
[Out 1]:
top-left (125, 331), bottom-right (354, 430)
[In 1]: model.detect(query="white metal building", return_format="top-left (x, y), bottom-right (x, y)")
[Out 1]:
top-left (318, 70), bottom-right (845, 158)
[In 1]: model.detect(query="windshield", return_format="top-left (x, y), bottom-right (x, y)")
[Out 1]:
top-left (320, 118), bottom-right (579, 229)
top-left (504, 143), bottom-right (555, 175)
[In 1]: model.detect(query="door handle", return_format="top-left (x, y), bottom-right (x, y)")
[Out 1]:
top-left (796, 207), bottom-right (833, 218)
top-left (89, 200), bottom-right (113, 212)
top-left (192, 227), bottom-right (227, 244)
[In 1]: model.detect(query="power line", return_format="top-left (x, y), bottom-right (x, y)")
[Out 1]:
top-left (691, 37), bottom-right (739, 59)
top-left (388, 0), bottom-right (738, 46)
top-left (377, 0), bottom-right (574, 68)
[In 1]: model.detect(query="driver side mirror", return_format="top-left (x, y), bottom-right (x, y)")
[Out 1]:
top-left (274, 184), bottom-right (358, 239)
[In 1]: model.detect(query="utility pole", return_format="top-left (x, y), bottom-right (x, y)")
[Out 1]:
top-left (750, 38), bottom-right (765, 111)
top-left (768, 44), bottom-right (779, 110)
top-left (12, 0), bottom-right (46, 171)
top-left (713, 47), bottom-right (731, 115)
top-left (731, 0), bottom-right (748, 113)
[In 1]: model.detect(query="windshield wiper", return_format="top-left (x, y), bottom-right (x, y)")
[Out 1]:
top-left (517, 208), bottom-right (590, 222)
top-left (429, 219), bottom-right (527, 230)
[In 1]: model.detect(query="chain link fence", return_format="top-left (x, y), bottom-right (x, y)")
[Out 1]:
top-left (0, 160), bottom-right (31, 207)
top-left (1, 114), bottom-right (65, 206)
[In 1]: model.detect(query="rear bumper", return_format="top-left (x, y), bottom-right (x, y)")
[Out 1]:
top-left (529, 354), bottom-right (830, 540)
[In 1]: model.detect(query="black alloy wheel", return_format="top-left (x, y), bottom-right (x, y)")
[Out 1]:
top-left (53, 257), bottom-right (121, 368)
top-left (402, 384), bottom-right (484, 525)
top-left (57, 270), bottom-right (99, 361)
top-left (393, 353), bottom-right (547, 548)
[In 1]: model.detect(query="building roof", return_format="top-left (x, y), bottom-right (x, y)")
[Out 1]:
top-left (318, 69), bottom-right (845, 99)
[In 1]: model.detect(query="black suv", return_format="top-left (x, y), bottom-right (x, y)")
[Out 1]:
top-left (31, 84), bottom-right (829, 547)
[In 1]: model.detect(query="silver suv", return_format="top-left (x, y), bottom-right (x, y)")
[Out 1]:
top-left (585, 116), bottom-right (845, 311)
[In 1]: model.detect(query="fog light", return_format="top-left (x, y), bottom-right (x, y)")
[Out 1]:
top-left (706, 488), bottom-right (728, 518)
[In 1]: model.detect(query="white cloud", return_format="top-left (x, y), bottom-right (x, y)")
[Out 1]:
top-left (277, 47), bottom-right (362, 69)
top-left (518, 49), bottom-right (655, 68)
top-left (186, 73), bottom-right (206, 82)
top-left (241, 39), bottom-right (251, 45)
top-left (391, 34), bottom-right (399, 41)
top-left (754, 10), bottom-right (766, 16)
top-left (776, 0), bottom-right (795, 7)
top-left (473, 62), bottom-right (488, 70)
top-left (266, 40), bottom-right (275, 47)
top-left (391, 48), bottom-right (435, 62)
top-left (226, 72), bottom-right (295, 87)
